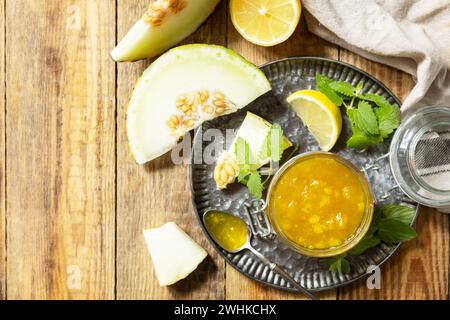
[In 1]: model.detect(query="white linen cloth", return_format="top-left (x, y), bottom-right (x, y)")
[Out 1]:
top-left (302, 0), bottom-right (450, 113)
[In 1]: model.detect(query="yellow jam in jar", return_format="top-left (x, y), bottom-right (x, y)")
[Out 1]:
top-left (204, 211), bottom-right (248, 252)
top-left (270, 155), bottom-right (372, 251)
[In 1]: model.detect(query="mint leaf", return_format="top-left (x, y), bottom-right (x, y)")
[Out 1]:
top-left (317, 82), bottom-right (344, 106)
top-left (329, 81), bottom-right (356, 97)
top-left (375, 103), bottom-right (401, 139)
top-left (315, 73), bottom-right (333, 86)
top-left (329, 256), bottom-right (351, 274)
top-left (347, 108), bottom-right (381, 149)
top-left (349, 205), bottom-right (415, 256)
top-left (361, 93), bottom-right (391, 109)
top-left (237, 169), bottom-right (250, 183)
top-left (356, 82), bottom-right (364, 95)
top-left (349, 236), bottom-right (381, 255)
top-left (247, 171), bottom-right (263, 199)
top-left (377, 219), bottom-right (417, 244)
top-left (316, 74), bottom-right (344, 106)
top-left (380, 205), bottom-right (415, 225)
top-left (354, 101), bottom-right (379, 135)
top-left (347, 108), bottom-right (358, 127)
top-left (346, 133), bottom-right (381, 150)
top-left (234, 137), bottom-right (257, 169)
top-left (260, 123), bottom-right (284, 162)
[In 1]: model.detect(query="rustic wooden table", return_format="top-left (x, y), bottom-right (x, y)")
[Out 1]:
top-left (0, 0), bottom-right (448, 300)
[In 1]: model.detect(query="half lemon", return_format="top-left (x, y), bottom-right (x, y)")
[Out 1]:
top-left (230, 0), bottom-right (302, 47)
top-left (287, 90), bottom-right (342, 151)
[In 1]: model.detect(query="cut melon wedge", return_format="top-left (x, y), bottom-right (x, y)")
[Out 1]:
top-left (214, 112), bottom-right (292, 189)
top-left (111, 0), bottom-right (221, 61)
top-left (230, 112), bottom-right (292, 166)
top-left (144, 222), bottom-right (208, 287)
top-left (127, 44), bottom-right (272, 164)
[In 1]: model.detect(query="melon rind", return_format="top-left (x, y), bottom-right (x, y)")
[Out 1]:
top-left (144, 222), bottom-right (208, 287)
top-left (127, 44), bottom-right (272, 164)
top-left (112, 0), bottom-right (221, 62)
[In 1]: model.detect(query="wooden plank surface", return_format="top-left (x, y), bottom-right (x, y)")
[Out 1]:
top-left (1, 0), bottom-right (448, 300)
top-left (0, 0), bottom-right (5, 301)
top-left (338, 50), bottom-right (449, 300)
top-left (115, 0), bottom-right (228, 300)
top-left (225, 17), bottom-right (339, 300)
top-left (5, 0), bottom-right (116, 299)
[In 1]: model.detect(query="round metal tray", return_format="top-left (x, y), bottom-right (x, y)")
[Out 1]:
top-left (190, 57), bottom-right (418, 292)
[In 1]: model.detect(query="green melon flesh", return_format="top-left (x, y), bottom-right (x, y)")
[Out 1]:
top-left (127, 44), bottom-right (272, 164)
top-left (112, 0), bottom-right (220, 62)
top-left (214, 112), bottom-right (292, 189)
top-left (229, 112), bottom-right (292, 167)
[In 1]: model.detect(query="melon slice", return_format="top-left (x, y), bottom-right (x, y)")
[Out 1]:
top-left (214, 112), bottom-right (292, 189)
top-left (144, 222), bottom-right (208, 287)
top-left (112, 0), bottom-right (221, 61)
top-left (127, 44), bottom-right (272, 164)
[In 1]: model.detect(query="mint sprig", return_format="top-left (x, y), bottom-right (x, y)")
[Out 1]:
top-left (380, 204), bottom-right (415, 225)
top-left (316, 74), bottom-right (401, 150)
top-left (247, 171), bottom-right (263, 200)
top-left (375, 103), bottom-right (401, 139)
top-left (316, 74), bottom-right (344, 106)
top-left (330, 204), bottom-right (417, 274)
top-left (234, 124), bottom-right (287, 199)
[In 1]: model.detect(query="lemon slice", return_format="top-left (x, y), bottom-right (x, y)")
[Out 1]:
top-left (287, 90), bottom-right (342, 151)
top-left (230, 0), bottom-right (302, 47)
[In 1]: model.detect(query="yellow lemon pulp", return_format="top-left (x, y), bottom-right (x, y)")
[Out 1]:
top-left (287, 90), bottom-right (342, 151)
top-left (270, 156), bottom-right (370, 250)
top-left (230, 0), bottom-right (302, 46)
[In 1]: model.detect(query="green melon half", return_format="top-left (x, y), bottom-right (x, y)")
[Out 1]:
top-left (127, 44), bottom-right (272, 164)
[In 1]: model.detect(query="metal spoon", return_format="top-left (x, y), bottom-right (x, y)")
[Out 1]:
top-left (203, 210), bottom-right (319, 300)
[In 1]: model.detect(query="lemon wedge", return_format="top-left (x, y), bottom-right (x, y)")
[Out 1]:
top-left (287, 90), bottom-right (342, 151)
top-left (230, 0), bottom-right (302, 47)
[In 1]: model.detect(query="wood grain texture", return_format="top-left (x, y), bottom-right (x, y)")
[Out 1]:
top-left (338, 50), bottom-right (449, 300)
top-left (116, 0), bottom-right (228, 300)
top-left (0, 1), bottom-right (447, 300)
top-left (6, 0), bottom-right (116, 299)
top-left (225, 17), bottom-right (339, 300)
top-left (0, 0), bottom-right (5, 301)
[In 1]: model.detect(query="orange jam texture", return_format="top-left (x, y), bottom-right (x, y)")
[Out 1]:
top-left (270, 157), bottom-right (368, 250)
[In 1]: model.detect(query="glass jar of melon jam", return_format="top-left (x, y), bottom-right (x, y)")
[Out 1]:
top-left (266, 152), bottom-right (375, 258)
